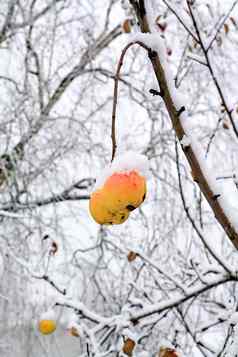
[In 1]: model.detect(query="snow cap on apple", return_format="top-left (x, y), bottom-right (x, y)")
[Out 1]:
top-left (38, 308), bottom-right (57, 335)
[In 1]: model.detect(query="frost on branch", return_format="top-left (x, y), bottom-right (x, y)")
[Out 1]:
top-left (223, 324), bottom-right (238, 357)
top-left (0, 252), bottom-right (4, 279)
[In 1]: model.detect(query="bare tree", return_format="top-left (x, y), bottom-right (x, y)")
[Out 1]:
top-left (1, 0), bottom-right (238, 356)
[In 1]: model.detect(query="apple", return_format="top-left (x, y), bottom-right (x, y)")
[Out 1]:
top-left (89, 170), bottom-right (146, 225)
top-left (38, 319), bottom-right (56, 335)
top-left (89, 188), bottom-right (129, 225)
top-left (103, 170), bottom-right (146, 212)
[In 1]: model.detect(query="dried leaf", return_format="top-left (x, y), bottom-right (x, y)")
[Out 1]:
top-left (50, 241), bottom-right (58, 255)
top-left (122, 19), bottom-right (131, 33)
top-left (222, 119), bottom-right (230, 130)
top-left (159, 347), bottom-right (179, 357)
top-left (224, 23), bottom-right (229, 34)
top-left (127, 251), bottom-right (137, 262)
top-left (192, 39), bottom-right (198, 49)
top-left (69, 326), bottom-right (80, 337)
top-left (122, 338), bottom-right (136, 356)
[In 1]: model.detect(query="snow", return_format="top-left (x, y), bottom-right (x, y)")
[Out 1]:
top-left (59, 309), bottom-right (78, 329)
top-left (0, 210), bottom-right (25, 218)
top-left (229, 312), bottom-right (238, 326)
top-left (94, 151), bottom-right (149, 189)
top-left (136, 352), bottom-right (150, 357)
top-left (218, 185), bottom-right (238, 234)
top-left (0, 252), bottom-right (4, 279)
top-left (57, 297), bottom-right (112, 325)
top-left (191, 139), bottom-right (221, 195)
top-left (129, 33), bottom-right (168, 65)
top-left (39, 308), bottom-right (56, 321)
top-left (180, 135), bottom-right (191, 147)
top-left (122, 328), bottom-right (139, 342)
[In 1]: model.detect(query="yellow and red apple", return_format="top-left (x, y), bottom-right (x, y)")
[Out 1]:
top-left (89, 170), bottom-right (146, 225)
top-left (103, 170), bottom-right (146, 211)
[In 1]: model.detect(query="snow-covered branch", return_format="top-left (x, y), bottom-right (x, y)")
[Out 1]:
top-left (129, 0), bottom-right (238, 249)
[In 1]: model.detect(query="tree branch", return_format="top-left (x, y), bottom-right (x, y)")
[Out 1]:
top-left (129, 1), bottom-right (238, 249)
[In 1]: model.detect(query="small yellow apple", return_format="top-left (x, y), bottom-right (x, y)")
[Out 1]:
top-left (38, 319), bottom-right (56, 335)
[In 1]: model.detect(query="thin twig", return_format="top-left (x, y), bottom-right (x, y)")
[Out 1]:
top-left (34, 275), bottom-right (66, 295)
top-left (186, 0), bottom-right (238, 139)
top-left (111, 41), bottom-right (149, 161)
top-left (175, 137), bottom-right (232, 274)
top-left (206, 0), bottom-right (238, 52)
top-left (161, 0), bottom-right (199, 42)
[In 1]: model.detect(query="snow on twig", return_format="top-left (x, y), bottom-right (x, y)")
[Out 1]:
top-left (0, 210), bottom-right (25, 218)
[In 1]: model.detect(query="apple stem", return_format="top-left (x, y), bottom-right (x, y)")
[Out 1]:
top-left (111, 41), bottom-right (150, 162)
